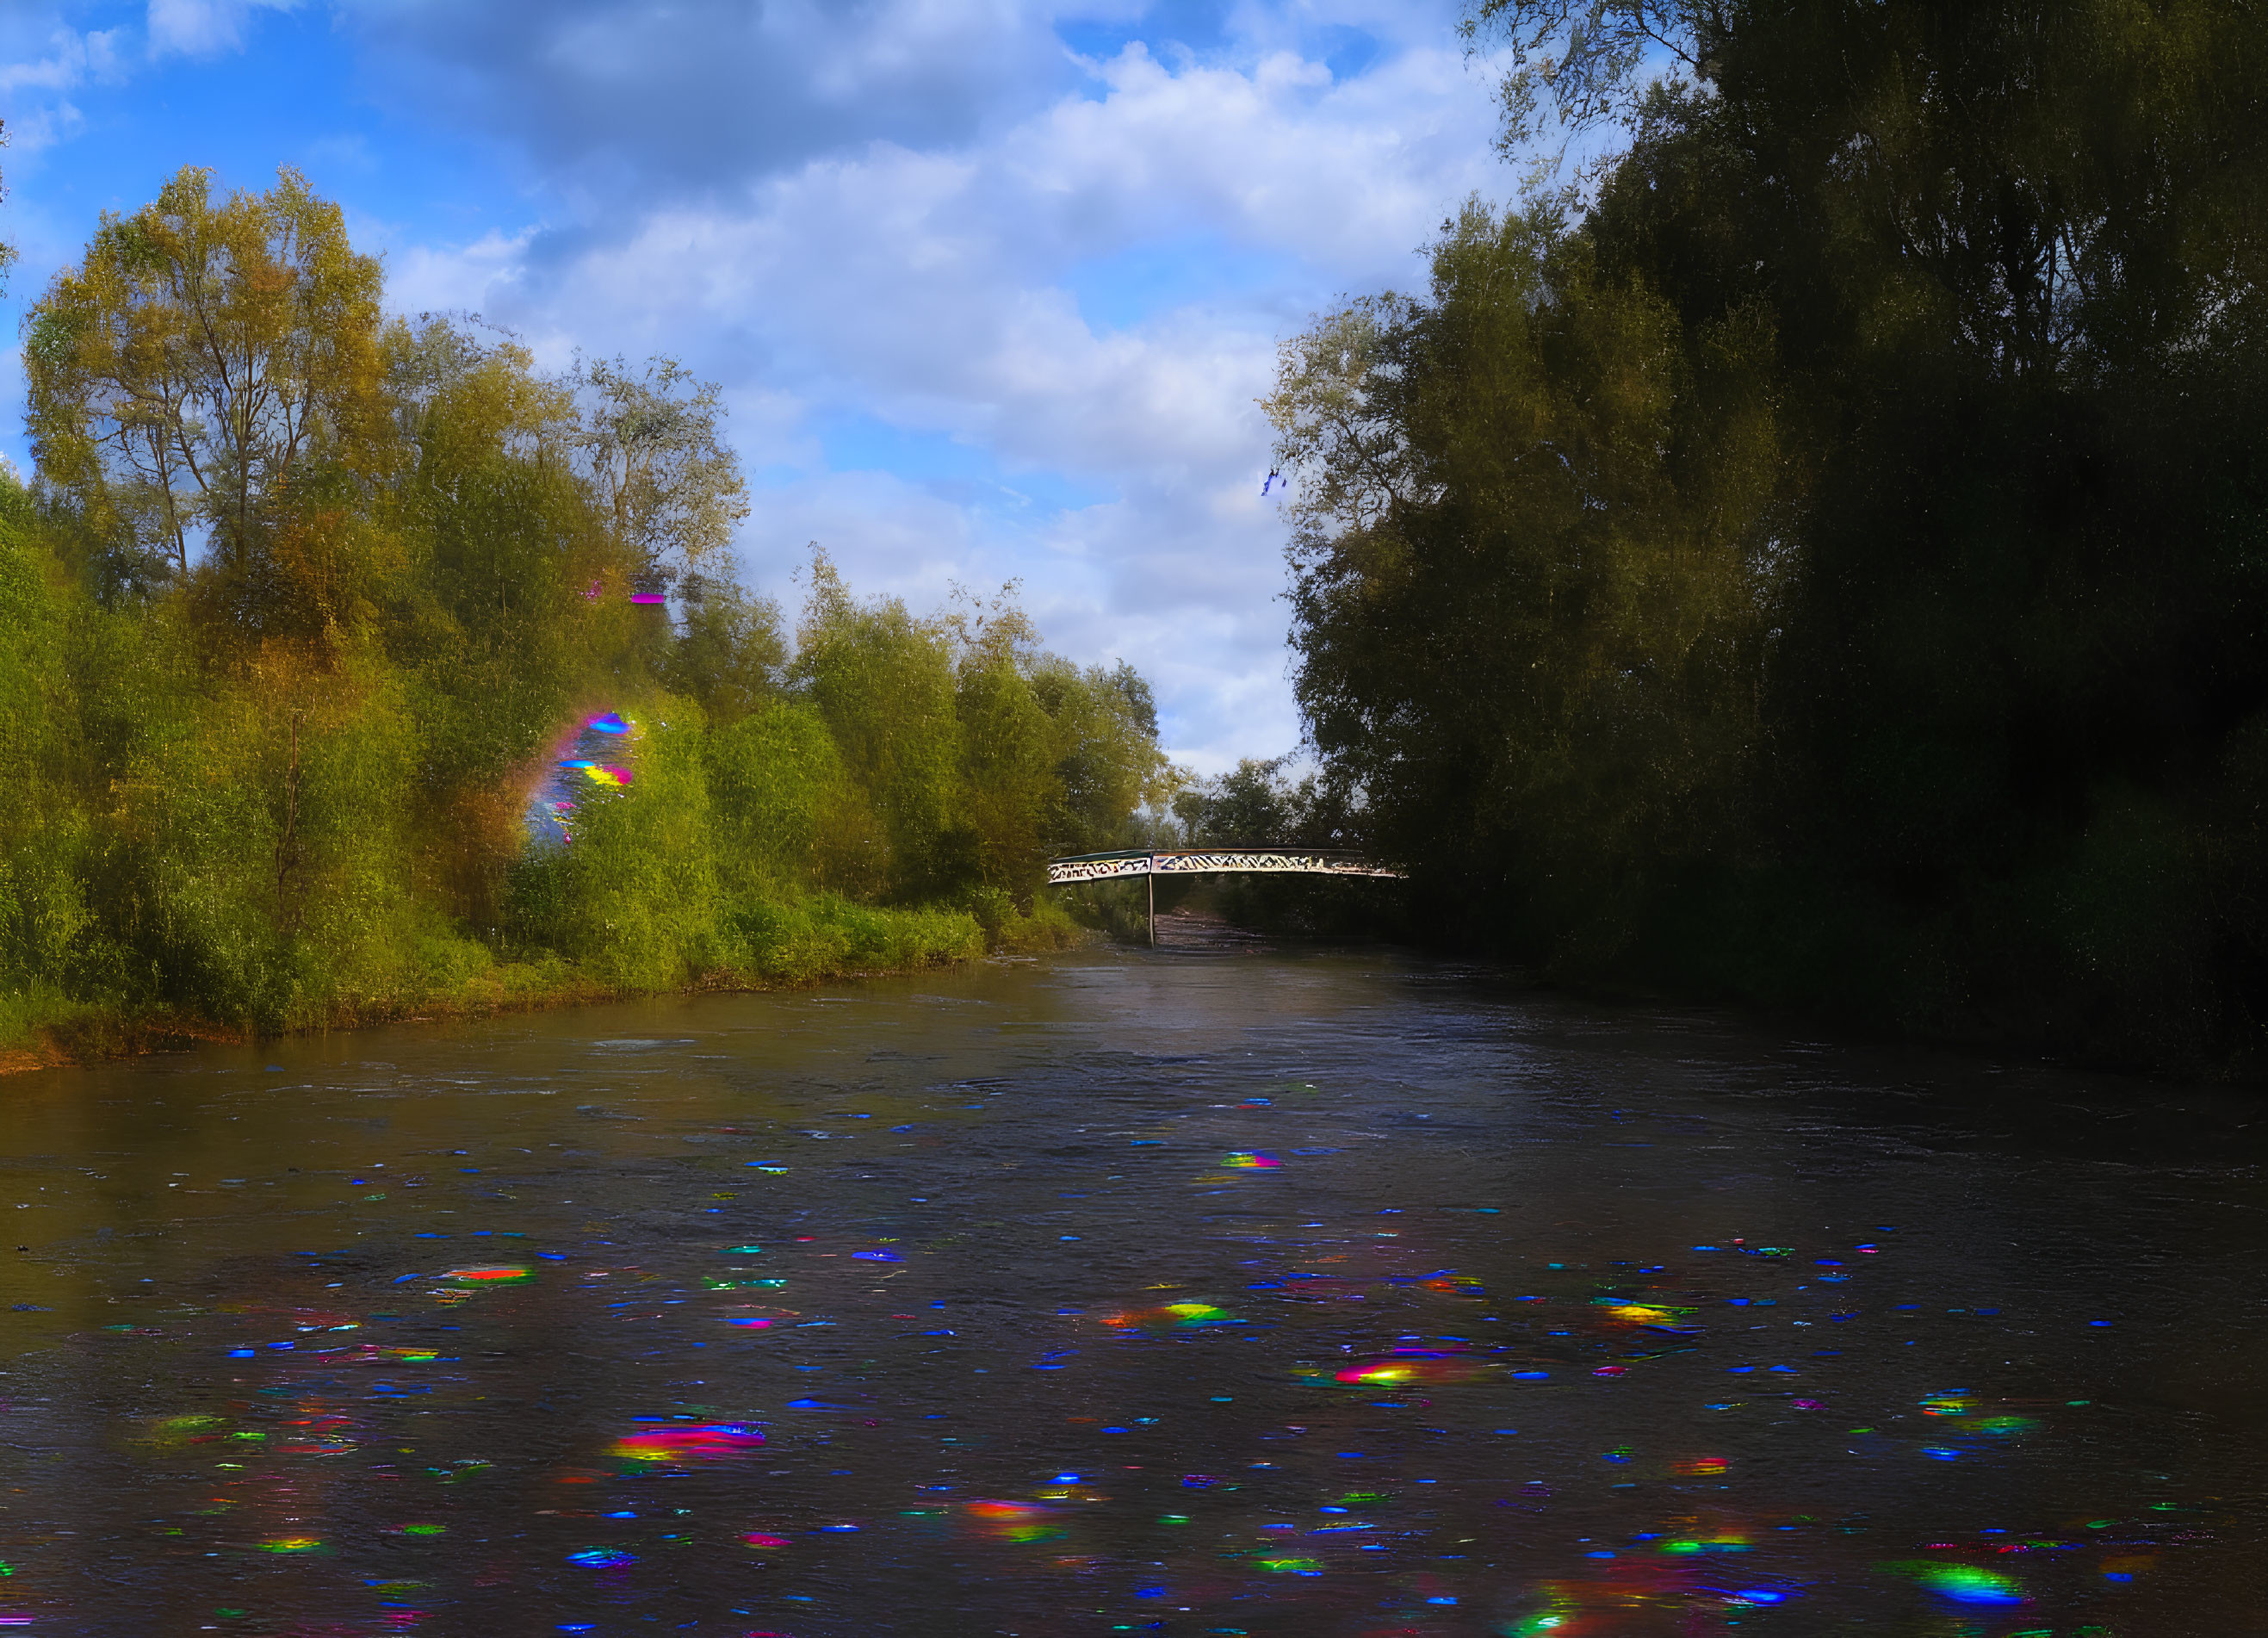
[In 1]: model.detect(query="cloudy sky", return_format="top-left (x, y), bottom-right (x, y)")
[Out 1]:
top-left (0, 1), bottom-right (1515, 772)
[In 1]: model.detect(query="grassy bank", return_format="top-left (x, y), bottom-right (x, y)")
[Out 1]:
top-left (0, 891), bottom-right (1090, 1074)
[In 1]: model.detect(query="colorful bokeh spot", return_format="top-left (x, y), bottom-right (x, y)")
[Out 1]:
top-left (610, 1423), bottom-right (765, 1462)
top-left (1329, 1348), bottom-right (1492, 1388)
top-left (1223, 1151), bottom-right (1281, 1169)
top-left (1909, 1563), bottom-right (2027, 1605)
top-left (443, 1265), bottom-right (532, 1285)
top-left (965, 1500), bottom-right (1064, 1544)
top-left (1658, 1534), bottom-right (1750, 1555)
top-left (567, 1547), bottom-right (635, 1569)
top-left (1102, 1301), bottom-right (1240, 1331)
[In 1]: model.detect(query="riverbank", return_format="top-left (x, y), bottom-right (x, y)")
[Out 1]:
top-left (0, 891), bottom-right (1091, 1075)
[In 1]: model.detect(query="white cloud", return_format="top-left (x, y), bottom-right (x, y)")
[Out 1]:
top-left (0, 3), bottom-right (1506, 772)
top-left (146, 0), bottom-right (300, 60)
top-left (375, 18), bottom-right (1503, 769)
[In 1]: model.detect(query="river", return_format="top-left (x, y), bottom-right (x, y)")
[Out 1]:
top-left (2, 937), bottom-right (2261, 1635)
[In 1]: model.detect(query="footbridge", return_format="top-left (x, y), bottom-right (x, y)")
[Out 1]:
top-left (1046, 848), bottom-right (1404, 944)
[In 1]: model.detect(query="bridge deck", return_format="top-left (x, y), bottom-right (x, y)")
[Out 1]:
top-left (1047, 848), bottom-right (1403, 884)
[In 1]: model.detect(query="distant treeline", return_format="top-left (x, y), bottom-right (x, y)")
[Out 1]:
top-left (1268, 1), bottom-right (2268, 1074)
top-left (0, 166), bottom-right (1168, 1053)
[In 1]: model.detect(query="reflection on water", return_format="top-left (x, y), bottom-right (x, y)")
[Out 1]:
top-left (1, 946), bottom-right (2262, 1634)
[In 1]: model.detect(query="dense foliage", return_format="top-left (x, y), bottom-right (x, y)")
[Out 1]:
top-left (0, 167), bottom-right (1168, 1053)
top-left (1273, 0), bottom-right (2268, 1071)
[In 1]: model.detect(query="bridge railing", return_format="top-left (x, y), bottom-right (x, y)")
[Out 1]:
top-left (1045, 848), bottom-right (1404, 884)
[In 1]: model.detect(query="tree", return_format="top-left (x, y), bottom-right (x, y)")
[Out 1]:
top-left (661, 574), bottom-right (788, 728)
top-left (1273, 0), bottom-right (2268, 1064)
top-left (1273, 199), bottom-right (1782, 945)
top-left (570, 356), bottom-right (749, 588)
top-left (792, 550), bottom-right (967, 897)
top-left (24, 165), bottom-right (387, 579)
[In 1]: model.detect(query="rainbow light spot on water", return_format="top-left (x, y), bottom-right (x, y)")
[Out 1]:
top-left (1422, 1274), bottom-right (1485, 1295)
top-left (1336, 1360), bottom-right (1417, 1387)
top-left (1329, 1349), bottom-right (1490, 1387)
top-left (254, 1538), bottom-right (323, 1554)
top-left (1976, 1415), bottom-right (2038, 1435)
top-left (1223, 1151), bottom-right (1281, 1169)
top-left (1920, 1394), bottom-right (1973, 1417)
top-left (1913, 1564), bottom-right (2026, 1605)
top-left (567, 1547), bottom-right (635, 1569)
top-left (1601, 1302), bottom-right (1682, 1326)
top-left (965, 1501), bottom-right (1064, 1544)
top-left (1101, 1301), bottom-right (1239, 1330)
top-left (743, 1533), bottom-right (790, 1548)
top-left (443, 1265), bottom-right (532, 1285)
top-left (610, 1423), bottom-right (765, 1461)
top-left (586, 712), bottom-right (630, 735)
top-left (1255, 1555), bottom-right (1322, 1575)
top-left (1658, 1534), bottom-right (1750, 1554)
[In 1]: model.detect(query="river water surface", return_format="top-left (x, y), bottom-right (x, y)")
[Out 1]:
top-left (2, 940), bottom-right (2263, 1635)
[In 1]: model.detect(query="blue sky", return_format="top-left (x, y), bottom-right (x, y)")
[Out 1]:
top-left (0, 1), bottom-right (1514, 772)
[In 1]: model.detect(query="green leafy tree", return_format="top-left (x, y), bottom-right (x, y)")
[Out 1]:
top-left (792, 551), bottom-right (968, 897)
top-left (24, 166), bottom-right (387, 582)
top-left (662, 574), bottom-right (788, 727)
top-left (570, 355), bottom-right (750, 586)
top-left (0, 171), bottom-right (1168, 1057)
top-left (1277, 0), bottom-right (2268, 1066)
